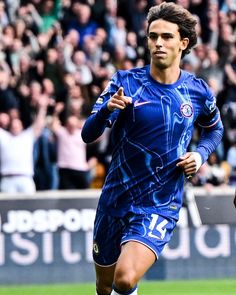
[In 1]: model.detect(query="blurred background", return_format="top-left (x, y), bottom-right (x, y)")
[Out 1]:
top-left (0, 0), bottom-right (235, 286)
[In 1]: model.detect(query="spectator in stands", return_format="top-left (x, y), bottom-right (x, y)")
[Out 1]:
top-left (98, 0), bottom-right (118, 49)
top-left (14, 17), bottom-right (40, 57)
top-left (204, 152), bottom-right (229, 187)
top-left (0, 1), bottom-right (9, 29)
top-left (16, 3), bottom-right (41, 34)
top-left (43, 47), bottom-right (65, 99)
top-left (234, 188), bottom-right (236, 207)
top-left (190, 151), bottom-right (230, 189)
top-left (51, 108), bottom-right (97, 190)
top-left (63, 28), bottom-right (80, 51)
top-left (61, 29), bottom-right (80, 68)
top-left (217, 19), bottom-right (235, 66)
top-left (222, 44), bottom-right (236, 145)
top-left (205, 0), bottom-right (220, 48)
top-left (37, 0), bottom-right (61, 33)
top-left (94, 27), bottom-right (114, 66)
top-left (129, 0), bottom-right (148, 36)
top-left (0, 95), bottom-right (48, 193)
top-left (42, 77), bottom-right (58, 105)
top-left (226, 140), bottom-right (236, 185)
top-left (15, 54), bottom-right (40, 97)
top-left (125, 31), bottom-right (139, 62)
top-left (34, 125), bottom-right (58, 191)
top-left (0, 112), bottom-right (10, 130)
top-left (188, 162), bottom-right (209, 187)
top-left (1, 23), bottom-right (15, 51)
top-left (223, 44), bottom-right (236, 105)
top-left (83, 35), bottom-right (103, 72)
top-left (18, 80), bottom-right (43, 128)
top-left (0, 70), bottom-right (19, 119)
top-left (110, 16), bottom-right (127, 48)
top-left (64, 49), bottom-right (93, 86)
top-left (112, 44), bottom-right (128, 70)
top-left (16, 78), bottom-right (57, 192)
top-left (65, 83), bottom-right (86, 119)
top-left (67, 2), bottom-right (98, 47)
top-left (197, 48), bottom-right (224, 94)
top-left (193, 44), bottom-right (208, 73)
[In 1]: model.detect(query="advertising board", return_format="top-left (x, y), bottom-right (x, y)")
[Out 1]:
top-left (0, 188), bottom-right (235, 284)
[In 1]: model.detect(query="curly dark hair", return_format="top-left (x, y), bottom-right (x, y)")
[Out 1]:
top-left (147, 2), bottom-right (197, 58)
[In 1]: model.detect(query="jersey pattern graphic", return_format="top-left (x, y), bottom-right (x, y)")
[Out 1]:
top-left (92, 65), bottom-right (220, 220)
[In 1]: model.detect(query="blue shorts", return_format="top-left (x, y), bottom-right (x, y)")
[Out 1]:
top-left (93, 210), bottom-right (176, 266)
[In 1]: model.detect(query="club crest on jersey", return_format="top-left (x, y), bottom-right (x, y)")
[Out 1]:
top-left (180, 103), bottom-right (193, 118)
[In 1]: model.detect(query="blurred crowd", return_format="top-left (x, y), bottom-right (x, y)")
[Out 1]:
top-left (0, 0), bottom-right (236, 193)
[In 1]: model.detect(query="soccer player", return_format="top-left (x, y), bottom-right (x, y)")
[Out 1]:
top-left (81, 2), bottom-right (224, 295)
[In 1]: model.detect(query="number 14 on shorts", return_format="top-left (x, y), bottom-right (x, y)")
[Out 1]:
top-left (148, 214), bottom-right (168, 240)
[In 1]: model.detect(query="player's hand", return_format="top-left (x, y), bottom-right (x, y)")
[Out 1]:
top-left (107, 87), bottom-right (132, 112)
top-left (176, 152), bottom-right (202, 178)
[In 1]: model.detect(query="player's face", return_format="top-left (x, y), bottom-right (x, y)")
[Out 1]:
top-left (147, 19), bottom-right (189, 69)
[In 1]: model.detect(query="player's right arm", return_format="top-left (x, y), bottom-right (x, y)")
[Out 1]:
top-left (81, 87), bottom-right (132, 143)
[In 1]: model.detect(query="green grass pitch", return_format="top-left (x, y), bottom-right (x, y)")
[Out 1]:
top-left (0, 279), bottom-right (236, 295)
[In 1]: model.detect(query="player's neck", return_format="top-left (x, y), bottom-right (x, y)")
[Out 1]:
top-left (150, 64), bottom-right (181, 84)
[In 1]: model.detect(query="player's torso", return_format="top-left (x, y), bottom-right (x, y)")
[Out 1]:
top-left (99, 67), bottom-right (204, 218)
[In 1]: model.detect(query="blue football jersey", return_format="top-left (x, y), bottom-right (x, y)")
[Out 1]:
top-left (91, 65), bottom-right (221, 220)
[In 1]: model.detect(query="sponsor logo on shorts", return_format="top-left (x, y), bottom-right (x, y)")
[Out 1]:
top-left (169, 205), bottom-right (178, 210)
top-left (93, 242), bottom-right (100, 255)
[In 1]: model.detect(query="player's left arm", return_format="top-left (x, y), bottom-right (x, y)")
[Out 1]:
top-left (177, 84), bottom-right (224, 177)
top-left (195, 109), bottom-right (223, 163)
top-left (177, 111), bottom-right (223, 177)
top-left (194, 88), bottom-right (224, 165)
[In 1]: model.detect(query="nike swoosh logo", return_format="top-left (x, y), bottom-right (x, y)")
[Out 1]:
top-left (134, 101), bottom-right (151, 107)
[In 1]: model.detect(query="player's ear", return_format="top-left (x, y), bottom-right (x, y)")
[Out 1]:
top-left (180, 38), bottom-right (189, 51)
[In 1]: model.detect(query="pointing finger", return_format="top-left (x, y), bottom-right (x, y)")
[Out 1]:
top-left (115, 87), bottom-right (132, 104)
top-left (117, 87), bottom-right (124, 96)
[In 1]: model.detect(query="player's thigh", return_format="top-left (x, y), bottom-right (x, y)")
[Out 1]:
top-left (114, 241), bottom-right (156, 283)
top-left (114, 212), bottom-right (176, 283)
